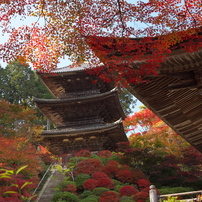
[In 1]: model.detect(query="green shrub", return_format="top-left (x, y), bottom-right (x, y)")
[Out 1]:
top-left (80, 195), bottom-right (99, 202)
top-left (75, 173), bottom-right (90, 189)
top-left (80, 190), bottom-right (93, 199)
top-left (119, 195), bottom-right (134, 202)
top-left (115, 184), bottom-right (124, 192)
top-left (56, 179), bottom-right (76, 191)
top-left (159, 187), bottom-right (194, 195)
top-left (92, 187), bottom-right (110, 196)
top-left (51, 191), bottom-right (79, 202)
top-left (113, 179), bottom-right (121, 186)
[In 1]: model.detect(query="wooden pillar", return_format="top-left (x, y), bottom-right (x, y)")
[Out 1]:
top-left (149, 185), bottom-right (159, 202)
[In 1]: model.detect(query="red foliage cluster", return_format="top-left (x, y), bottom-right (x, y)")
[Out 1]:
top-left (97, 150), bottom-right (112, 158)
top-left (75, 150), bottom-right (92, 157)
top-left (102, 160), bottom-right (120, 178)
top-left (83, 179), bottom-right (98, 190)
top-left (99, 191), bottom-right (119, 202)
top-left (76, 159), bottom-right (103, 175)
top-left (116, 169), bottom-right (135, 183)
top-left (137, 179), bottom-right (151, 191)
top-left (97, 177), bottom-right (114, 189)
top-left (120, 185), bottom-right (138, 196)
top-left (133, 187), bottom-right (149, 202)
top-left (92, 171), bottom-right (108, 180)
top-left (62, 184), bottom-right (77, 193)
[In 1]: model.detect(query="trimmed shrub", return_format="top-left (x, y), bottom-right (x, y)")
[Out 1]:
top-left (97, 177), bottom-right (114, 189)
top-left (116, 170), bottom-right (135, 183)
top-left (159, 187), bottom-right (194, 195)
top-left (56, 179), bottom-right (76, 191)
top-left (97, 150), bottom-right (112, 158)
top-left (76, 159), bottom-right (104, 175)
top-left (92, 172), bottom-right (108, 180)
top-left (92, 187), bottom-right (110, 196)
top-left (133, 187), bottom-right (149, 202)
top-left (99, 191), bottom-right (119, 202)
top-left (120, 185), bottom-right (138, 196)
top-left (75, 150), bottom-right (92, 157)
top-left (51, 191), bottom-right (79, 202)
top-left (62, 184), bottom-right (77, 193)
top-left (137, 179), bottom-right (151, 190)
top-left (102, 160), bottom-right (120, 178)
top-left (80, 195), bottom-right (99, 202)
top-left (75, 174), bottom-right (90, 189)
top-left (119, 195), bottom-right (134, 202)
top-left (83, 179), bottom-right (99, 190)
top-left (80, 190), bottom-right (93, 199)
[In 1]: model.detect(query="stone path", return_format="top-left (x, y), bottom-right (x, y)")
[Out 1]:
top-left (36, 169), bottom-right (65, 202)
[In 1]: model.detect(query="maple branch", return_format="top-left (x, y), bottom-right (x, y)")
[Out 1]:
top-left (184, 0), bottom-right (197, 25)
top-left (116, 0), bottom-right (125, 36)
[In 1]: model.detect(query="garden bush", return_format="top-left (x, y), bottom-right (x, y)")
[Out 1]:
top-left (119, 195), bottom-right (134, 202)
top-left (83, 179), bottom-right (99, 190)
top-left (99, 191), bottom-right (120, 202)
top-left (120, 185), bottom-right (138, 196)
top-left (92, 187), bottom-right (110, 196)
top-left (80, 190), bottom-right (93, 198)
top-left (92, 171), bottom-right (108, 180)
top-left (51, 191), bottom-right (79, 202)
top-left (80, 195), bottom-right (99, 202)
top-left (74, 173), bottom-right (90, 189)
top-left (76, 158), bottom-right (104, 175)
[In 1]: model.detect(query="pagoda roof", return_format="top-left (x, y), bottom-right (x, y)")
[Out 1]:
top-left (33, 87), bottom-right (125, 127)
top-left (37, 63), bottom-right (115, 99)
top-left (42, 118), bottom-right (126, 138)
top-left (41, 119), bottom-right (127, 155)
top-left (88, 33), bottom-right (202, 153)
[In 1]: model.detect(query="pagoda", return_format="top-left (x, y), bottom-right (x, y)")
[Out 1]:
top-left (34, 63), bottom-right (128, 155)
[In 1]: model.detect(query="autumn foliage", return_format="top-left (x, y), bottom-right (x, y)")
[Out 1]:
top-left (0, 0), bottom-right (202, 83)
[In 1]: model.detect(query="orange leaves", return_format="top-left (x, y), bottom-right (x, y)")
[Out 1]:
top-left (0, 0), bottom-right (202, 76)
top-left (124, 107), bottom-right (190, 155)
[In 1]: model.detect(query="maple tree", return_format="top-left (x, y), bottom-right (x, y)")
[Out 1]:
top-left (121, 107), bottom-right (202, 188)
top-left (0, 0), bottom-right (201, 83)
top-left (123, 107), bottom-right (190, 156)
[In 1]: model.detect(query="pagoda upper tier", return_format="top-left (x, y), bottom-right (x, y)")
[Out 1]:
top-left (37, 63), bottom-right (115, 99)
top-left (35, 64), bottom-right (128, 155)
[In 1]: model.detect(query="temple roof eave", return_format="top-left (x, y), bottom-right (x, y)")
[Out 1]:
top-left (41, 118), bottom-right (127, 139)
top-left (33, 87), bottom-right (118, 104)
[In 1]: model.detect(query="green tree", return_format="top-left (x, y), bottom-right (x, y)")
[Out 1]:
top-left (0, 60), bottom-right (53, 106)
top-left (119, 88), bottom-right (136, 116)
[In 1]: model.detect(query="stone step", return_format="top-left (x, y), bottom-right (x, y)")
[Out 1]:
top-left (36, 170), bottom-right (65, 202)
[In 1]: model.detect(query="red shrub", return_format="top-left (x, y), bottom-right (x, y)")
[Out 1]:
top-left (99, 191), bottom-right (119, 202)
top-left (120, 185), bottom-right (138, 196)
top-left (137, 179), bottom-right (151, 190)
top-left (97, 150), bottom-right (112, 158)
top-left (62, 184), bottom-right (77, 193)
top-left (97, 177), bottom-right (114, 189)
top-left (116, 169), bottom-right (135, 183)
top-left (76, 159), bottom-right (104, 175)
top-left (133, 187), bottom-right (149, 202)
top-left (102, 161), bottom-right (120, 178)
top-left (75, 150), bottom-right (92, 157)
top-left (83, 179), bottom-right (98, 190)
top-left (92, 172), bottom-right (108, 180)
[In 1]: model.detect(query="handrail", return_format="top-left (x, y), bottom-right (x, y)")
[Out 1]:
top-left (149, 185), bottom-right (202, 202)
top-left (160, 190), bottom-right (202, 198)
top-left (29, 163), bottom-right (53, 202)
